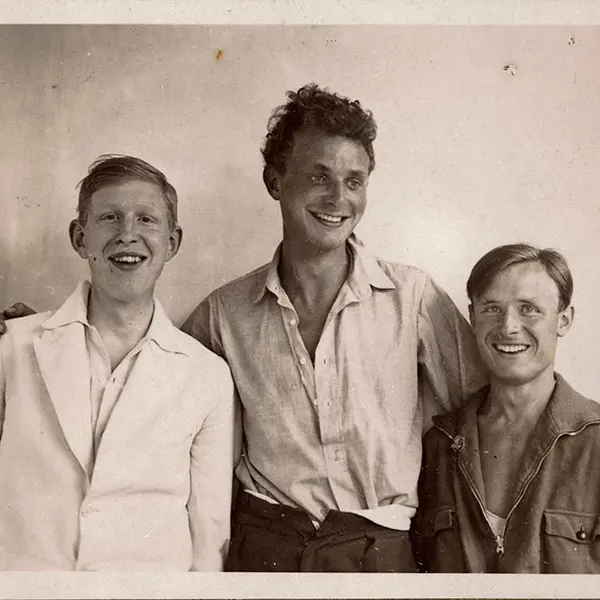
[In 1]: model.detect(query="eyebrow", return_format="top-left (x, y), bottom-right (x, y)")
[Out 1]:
top-left (310, 163), bottom-right (368, 178)
top-left (476, 297), bottom-right (543, 305)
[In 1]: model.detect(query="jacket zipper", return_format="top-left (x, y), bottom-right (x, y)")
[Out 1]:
top-left (436, 424), bottom-right (502, 555)
top-left (436, 419), bottom-right (600, 561)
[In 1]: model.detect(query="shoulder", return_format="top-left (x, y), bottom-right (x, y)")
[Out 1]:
top-left (377, 257), bottom-right (430, 287)
top-left (1, 311), bottom-right (53, 343)
top-left (156, 327), bottom-right (234, 409)
top-left (165, 326), bottom-right (230, 373)
top-left (184, 262), bottom-right (272, 327)
top-left (553, 374), bottom-right (600, 426)
top-left (207, 262), bottom-right (272, 303)
top-left (354, 241), bottom-right (431, 297)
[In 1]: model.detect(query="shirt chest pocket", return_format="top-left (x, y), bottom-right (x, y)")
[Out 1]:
top-left (543, 509), bottom-right (600, 573)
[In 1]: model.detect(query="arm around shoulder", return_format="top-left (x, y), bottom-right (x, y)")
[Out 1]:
top-left (417, 277), bottom-right (487, 417)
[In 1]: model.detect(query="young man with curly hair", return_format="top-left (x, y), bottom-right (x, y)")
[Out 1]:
top-left (182, 84), bottom-right (486, 571)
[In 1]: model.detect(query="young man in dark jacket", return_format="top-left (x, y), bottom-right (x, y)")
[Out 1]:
top-left (413, 243), bottom-right (600, 573)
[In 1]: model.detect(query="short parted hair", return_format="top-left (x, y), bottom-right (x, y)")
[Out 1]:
top-left (261, 83), bottom-right (378, 176)
top-left (76, 154), bottom-right (178, 229)
top-left (467, 243), bottom-right (573, 311)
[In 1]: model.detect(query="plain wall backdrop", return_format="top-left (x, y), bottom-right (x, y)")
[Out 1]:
top-left (1, 25), bottom-right (598, 397)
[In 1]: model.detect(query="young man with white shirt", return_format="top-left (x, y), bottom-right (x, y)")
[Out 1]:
top-left (0, 155), bottom-right (236, 570)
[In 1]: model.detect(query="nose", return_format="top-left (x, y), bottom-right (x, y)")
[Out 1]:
top-left (325, 180), bottom-right (345, 206)
top-left (499, 306), bottom-right (521, 336)
top-left (116, 214), bottom-right (139, 243)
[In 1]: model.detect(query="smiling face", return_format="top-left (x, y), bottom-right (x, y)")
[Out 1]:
top-left (469, 261), bottom-right (573, 387)
top-left (265, 127), bottom-right (370, 254)
top-left (70, 180), bottom-right (182, 307)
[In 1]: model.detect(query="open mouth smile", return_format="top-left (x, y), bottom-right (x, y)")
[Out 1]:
top-left (492, 343), bottom-right (531, 354)
top-left (109, 253), bottom-right (147, 268)
top-left (310, 211), bottom-right (348, 226)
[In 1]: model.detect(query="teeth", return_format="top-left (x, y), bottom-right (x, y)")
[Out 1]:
top-left (314, 212), bottom-right (343, 224)
top-left (112, 256), bottom-right (142, 264)
top-left (494, 344), bottom-right (528, 354)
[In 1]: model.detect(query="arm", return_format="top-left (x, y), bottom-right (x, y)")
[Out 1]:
top-left (182, 292), bottom-right (244, 541)
top-left (187, 369), bottom-right (238, 571)
top-left (181, 295), bottom-right (224, 357)
top-left (417, 277), bottom-right (487, 428)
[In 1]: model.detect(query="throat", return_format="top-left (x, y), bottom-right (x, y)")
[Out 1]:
top-left (279, 244), bottom-right (351, 362)
top-left (87, 293), bottom-right (154, 370)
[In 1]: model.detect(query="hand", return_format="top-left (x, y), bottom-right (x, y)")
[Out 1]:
top-left (0, 303), bottom-right (36, 335)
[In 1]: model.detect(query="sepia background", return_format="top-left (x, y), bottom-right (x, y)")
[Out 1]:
top-left (1, 25), bottom-right (599, 397)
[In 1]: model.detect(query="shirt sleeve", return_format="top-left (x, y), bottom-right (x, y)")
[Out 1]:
top-left (417, 276), bottom-right (487, 430)
top-left (187, 367), bottom-right (238, 571)
top-left (181, 294), bottom-right (225, 358)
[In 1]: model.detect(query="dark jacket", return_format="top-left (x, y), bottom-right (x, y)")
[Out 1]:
top-left (413, 373), bottom-right (600, 573)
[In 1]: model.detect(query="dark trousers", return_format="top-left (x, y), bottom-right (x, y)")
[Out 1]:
top-left (225, 491), bottom-right (417, 572)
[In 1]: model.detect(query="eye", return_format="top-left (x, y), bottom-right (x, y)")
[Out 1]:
top-left (480, 305), bottom-right (501, 314)
top-left (100, 213), bottom-right (118, 222)
top-left (309, 174), bottom-right (328, 185)
top-left (520, 304), bottom-right (540, 316)
top-left (346, 178), bottom-right (364, 191)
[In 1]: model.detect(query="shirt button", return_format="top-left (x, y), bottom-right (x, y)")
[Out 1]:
top-left (290, 318), bottom-right (297, 326)
top-left (299, 357), bottom-right (307, 365)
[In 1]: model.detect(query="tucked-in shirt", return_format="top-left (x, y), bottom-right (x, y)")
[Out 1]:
top-left (182, 235), bottom-right (486, 530)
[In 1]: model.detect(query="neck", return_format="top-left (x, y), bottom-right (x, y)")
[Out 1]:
top-left (279, 240), bottom-right (350, 304)
top-left (485, 368), bottom-right (556, 425)
top-left (87, 289), bottom-right (155, 348)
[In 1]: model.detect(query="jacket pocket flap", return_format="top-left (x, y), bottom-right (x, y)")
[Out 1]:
top-left (424, 508), bottom-right (455, 536)
top-left (544, 510), bottom-right (600, 543)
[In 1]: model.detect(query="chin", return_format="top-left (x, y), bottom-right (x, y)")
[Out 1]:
top-left (491, 369), bottom-right (541, 387)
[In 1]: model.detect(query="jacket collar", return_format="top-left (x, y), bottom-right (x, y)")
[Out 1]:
top-left (434, 373), bottom-right (600, 440)
top-left (41, 280), bottom-right (186, 356)
top-left (251, 234), bottom-right (396, 305)
top-left (433, 373), bottom-right (600, 506)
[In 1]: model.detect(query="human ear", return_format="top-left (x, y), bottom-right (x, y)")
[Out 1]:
top-left (263, 166), bottom-right (282, 201)
top-left (165, 225), bottom-right (183, 262)
top-left (557, 305), bottom-right (574, 337)
top-left (69, 220), bottom-right (88, 259)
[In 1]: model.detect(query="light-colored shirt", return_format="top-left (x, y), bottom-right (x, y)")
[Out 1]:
top-left (485, 509), bottom-right (507, 542)
top-left (83, 293), bottom-right (152, 464)
top-left (0, 281), bottom-right (236, 570)
top-left (182, 235), bottom-right (486, 530)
